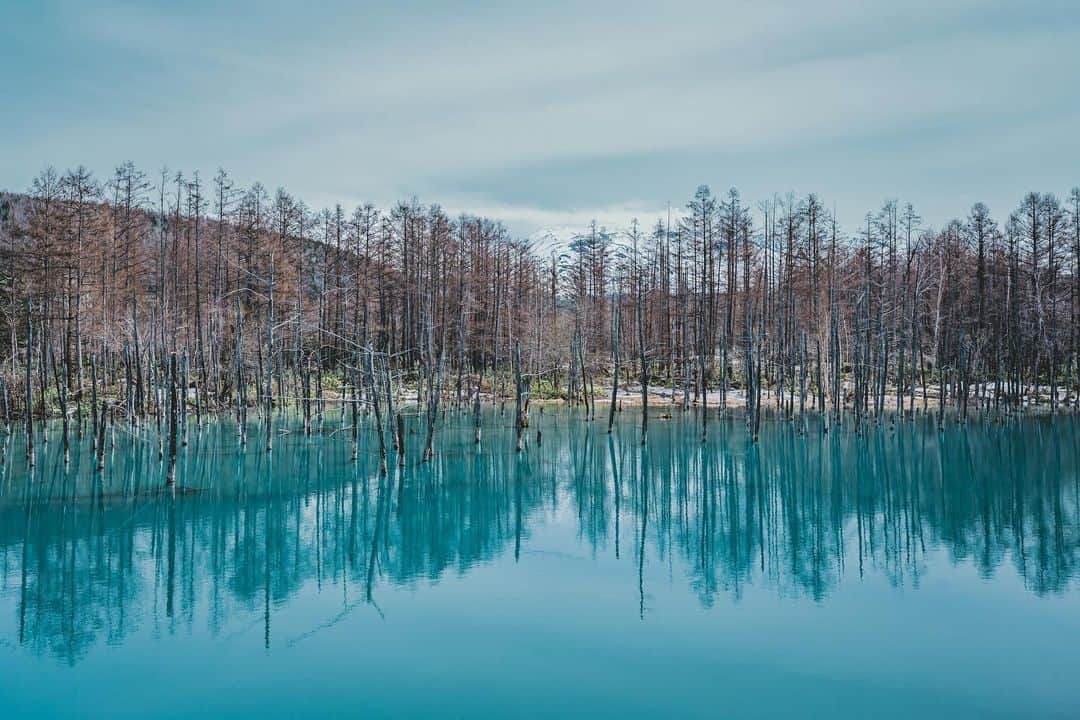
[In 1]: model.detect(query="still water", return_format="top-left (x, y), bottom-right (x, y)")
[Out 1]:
top-left (0, 409), bottom-right (1078, 718)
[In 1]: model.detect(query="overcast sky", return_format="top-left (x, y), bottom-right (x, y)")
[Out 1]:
top-left (2, 0), bottom-right (1078, 238)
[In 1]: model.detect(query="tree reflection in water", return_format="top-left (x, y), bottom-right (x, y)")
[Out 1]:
top-left (0, 410), bottom-right (1076, 664)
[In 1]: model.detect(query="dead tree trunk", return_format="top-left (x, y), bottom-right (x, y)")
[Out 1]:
top-left (364, 346), bottom-right (388, 474)
top-left (24, 304), bottom-right (33, 466)
top-left (608, 300), bottom-right (619, 434)
top-left (514, 340), bottom-right (526, 451)
top-left (167, 352), bottom-right (178, 485)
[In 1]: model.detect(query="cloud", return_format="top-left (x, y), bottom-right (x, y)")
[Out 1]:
top-left (463, 201), bottom-right (681, 245)
top-left (2, 1), bottom-right (1078, 235)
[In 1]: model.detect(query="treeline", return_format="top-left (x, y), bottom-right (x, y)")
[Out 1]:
top-left (1, 164), bottom-right (1078, 454)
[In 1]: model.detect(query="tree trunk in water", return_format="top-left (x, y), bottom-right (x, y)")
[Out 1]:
top-left (608, 302), bottom-right (619, 434)
top-left (364, 346), bottom-right (387, 475)
top-left (514, 340), bottom-right (526, 452)
top-left (24, 304), bottom-right (33, 466)
top-left (167, 352), bottom-right (178, 485)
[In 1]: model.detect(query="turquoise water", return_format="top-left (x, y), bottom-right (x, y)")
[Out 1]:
top-left (0, 409), bottom-right (1078, 718)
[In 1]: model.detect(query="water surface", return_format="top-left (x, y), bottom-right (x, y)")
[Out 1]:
top-left (1, 410), bottom-right (1078, 718)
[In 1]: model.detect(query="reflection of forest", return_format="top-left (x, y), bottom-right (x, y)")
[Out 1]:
top-left (0, 412), bottom-right (1077, 664)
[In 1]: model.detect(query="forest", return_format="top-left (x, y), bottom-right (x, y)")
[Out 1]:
top-left (1, 163), bottom-right (1078, 469)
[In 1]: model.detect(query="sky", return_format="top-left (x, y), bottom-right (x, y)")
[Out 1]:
top-left (2, 0), bottom-right (1079, 240)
